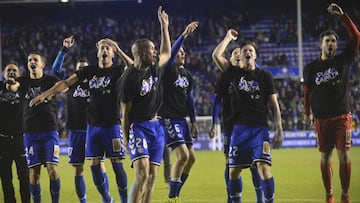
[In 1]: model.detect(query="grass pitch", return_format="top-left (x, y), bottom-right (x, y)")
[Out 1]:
top-left (2, 147), bottom-right (360, 202)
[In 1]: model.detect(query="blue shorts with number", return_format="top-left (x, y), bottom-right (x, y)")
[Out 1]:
top-left (228, 124), bottom-right (272, 168)
top-left (24, 130), bottom-right (60, 168)
top-left (128, 120), bottom-right (164, 166)
top-left (160, 118), bottom-right (193, 150)
top-left (68, 130), bottom-right (86, 165)
top-left (85, 124), bottom-right (125, 159)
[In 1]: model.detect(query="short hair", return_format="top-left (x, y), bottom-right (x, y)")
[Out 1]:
top-left (239, 40), bottom-right (259, 57)
top-left (319, 30), bottom-right (339, 42)
top-left (2, 61), bottom-right (18, 70)
top-left (131, 38), bottom-right (152, 53)
top-left (28, 51), bottom-right (46, 65)
top-left (131, 38), bottom-right (152, 54)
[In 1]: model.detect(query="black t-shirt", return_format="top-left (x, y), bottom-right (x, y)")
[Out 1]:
top-left (0, 81), bottom-right (23, 135)
top-left (158, 65), bottom-right (193, 119)
top-left (76, 65), bottom-right (123, 126)
top-left (66, 81), bottom-right (90, 130)
top-left (118, 65), bottom-right (162, 122)
top-left (17, 75), bottom-right (59, 133)
top-left (224, 67), bottom-right (275, 127)
top-left (303, 46), bottom-right (355, 119)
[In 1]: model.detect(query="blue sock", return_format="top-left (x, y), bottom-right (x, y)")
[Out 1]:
top-left (261, 177), bottom-right (274, 203)
top-left (90, 164), bottom-right (112, 202)
top-left (127, 180), bottom-right (135, 203)
top-left (250, 167), bottom-right (263, 203)
top-left (169, 181), bottom-right (182, 198)
top-left (178, 173), bottom-right (189, 196)
top-left (225, 164), bottom-right (230, 203)
top-left (112, 162), bottom-right (128, 203)
top-left (50, 178), bottom-right (60, 203)
top-left (103, 172), bottom-right (109, 194)
top-left (30, 183), bottom-right (41, 203)
top-left (229, 178), bottom-right (242, 203)
top-left (75, 176), bottom-right (86, 203)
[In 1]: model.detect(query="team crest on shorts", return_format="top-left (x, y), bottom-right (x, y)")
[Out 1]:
top-left (54, 145), bottom-right (60, 157)
top-left (263, 141), bottom-right (271, 155)
top-left (112, 138), bottom-right (121, 152)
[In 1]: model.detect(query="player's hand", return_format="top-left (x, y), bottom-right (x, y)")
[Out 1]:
top-left (327, 3), bottom-right (344, 16)
top-left (182, 21), bottom-right (199, 38)
top-left (63, 35), bottom-right (75, 48)
top-left (104, 38), bottom-right (122, 54)
top-left (191, 122), bottom-right (199, 141)
top-left (226, 29), bottom-right (238, 41)
top-left (29, 94), bottom-right (48, 107)
top-left (272, 130), bottom-right (283, 149)
top-left (5, 77), bottom-right (16, 85)
top-left (157, 6), bottom-right (169, 28)
top-left (208, 124), bottom-right (216, 139)
top-left (304, 114), bottom-right (313, 126)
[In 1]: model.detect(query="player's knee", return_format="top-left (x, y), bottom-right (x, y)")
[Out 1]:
top-left (337, 149), bottom-right (351, 163)
top-left (257, 162), bottom-right (272, 179)
top-left (188, 153), bottom-right (196, 165)
top-left (29, 167), bottom-right (40, 184)
top-left (74, 165), bottom-right (84, 176)
top-left (320, 151), bottom-right (333, 162)
top-left (136, 169), bottom-right (149, 183)
top-left (229, 167), bottom-right (242, 180)
top-left (47, 165), bottom-right (59, 180)
top-left (178, 152), bottom-right (189, 165)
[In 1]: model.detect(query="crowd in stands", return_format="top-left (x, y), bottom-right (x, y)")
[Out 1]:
top-left (1, 0), bottom-right (360, 133)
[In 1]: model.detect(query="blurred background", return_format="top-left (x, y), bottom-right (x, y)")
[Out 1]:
top-left (1, 0), bottom-right (359, 150)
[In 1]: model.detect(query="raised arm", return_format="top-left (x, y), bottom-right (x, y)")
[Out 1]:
top-left (158, 6), bottom-right (171, 67)
top-left (52, 36), bottom-right (75, 79)
top-left (328, 3), bottom-right (360, 52)
top-left (29, 73), bottom-right (79, 107)
top-left (165, 21), bottom-right (199, 68)
top-left (268, 94), bottom-right (283, 149)
top-left (212, 29), bottom-right (238, 72)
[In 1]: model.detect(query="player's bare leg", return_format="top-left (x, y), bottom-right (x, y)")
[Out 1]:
top-left (130, 158), bottom-right (150, 203)
top-left (321, 151), bottom-right (334, 203)
top-left (337, 149), bottom-right (351, 203)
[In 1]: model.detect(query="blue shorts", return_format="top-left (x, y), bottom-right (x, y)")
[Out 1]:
top-left (24, 130), bottom-right (60, 168)
top-left (128, 120), bottom-right (164, 166)
top-left (68, 130), bottom-right (86, 165)
top-left (85, 124), bottom-right (125, 159)
top-left (160, 118), bottom-right (193, 150)
top-left (223, 131), bottom-right (232, 155)
top-left (228, 124), bottom-right (272, 168)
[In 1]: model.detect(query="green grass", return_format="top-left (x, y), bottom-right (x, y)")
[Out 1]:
top-left (2, 147), bottom-right (360, 202)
